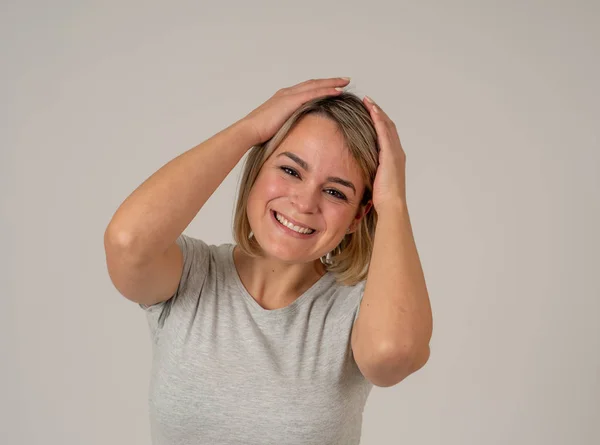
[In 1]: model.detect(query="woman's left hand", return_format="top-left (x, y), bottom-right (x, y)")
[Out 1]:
top-left (363, 96), bottom-right (407, 213)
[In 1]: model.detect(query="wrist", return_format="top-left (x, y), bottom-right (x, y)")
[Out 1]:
top-left (232, 117), bottom-right (262, 147)
top-left (375, 200), bottom-right (409, 217)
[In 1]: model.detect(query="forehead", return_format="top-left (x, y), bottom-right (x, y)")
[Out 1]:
top-left (272, 114), bottom-right (362, 177)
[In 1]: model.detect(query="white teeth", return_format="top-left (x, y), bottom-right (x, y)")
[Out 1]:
top-left (275, 212), bottom-right (315, 234)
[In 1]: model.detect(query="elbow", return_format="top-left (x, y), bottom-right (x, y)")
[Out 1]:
top-left (408, 343), bottom-right (431, 373)
top-left (366, 343), bottom-right (431, 388)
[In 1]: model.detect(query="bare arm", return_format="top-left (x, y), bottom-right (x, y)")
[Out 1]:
top-left (104, 78), bottom-right (350, 305)
top-left (104, 118), bottom-right (259, 261)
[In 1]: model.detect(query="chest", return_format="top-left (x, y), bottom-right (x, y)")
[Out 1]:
top-left (148, 309), bottom-right (367, 444)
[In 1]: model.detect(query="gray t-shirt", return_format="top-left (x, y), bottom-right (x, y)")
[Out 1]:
top-left (140, 234), bottom-right (373, 445)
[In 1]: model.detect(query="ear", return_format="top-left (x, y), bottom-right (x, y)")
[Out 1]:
top-left (347, 200), bottom-right (373, 234)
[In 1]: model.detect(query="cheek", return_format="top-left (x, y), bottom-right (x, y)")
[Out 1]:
top-left (322, 208), bottom-right (355, 232)
top-left (247, 177), bottom-right (283, 216)
top-left (254, 174), bottom-right (289, 201)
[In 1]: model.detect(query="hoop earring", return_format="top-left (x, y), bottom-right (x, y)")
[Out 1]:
top-left (319, 243), bottom-right (344, 266)
top-left (319, 252), bottom-right (331, 266)
top-left (320, 250), bottom-right (333, 266)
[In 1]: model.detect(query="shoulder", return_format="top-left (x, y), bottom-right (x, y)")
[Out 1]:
top-left (176, 234), bottom-right (232, 265)
top-left (326, 278), bottom-right (366, 323)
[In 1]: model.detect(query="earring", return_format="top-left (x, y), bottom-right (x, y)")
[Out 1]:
top-left (319, 227), bottom-right (353, 265)
top-left (320, 250), bottom-right (333, 266)
top-left (320, 243), bottom-right (343, 266)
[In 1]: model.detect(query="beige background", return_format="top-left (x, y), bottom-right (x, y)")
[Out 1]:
top-left (3, 1), bottom-right (599, 444)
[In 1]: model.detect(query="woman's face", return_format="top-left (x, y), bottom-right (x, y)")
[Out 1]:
top-left (246, 114), bottom-right (369, 264)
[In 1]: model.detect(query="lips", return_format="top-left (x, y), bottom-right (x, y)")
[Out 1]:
top-left (272, 210), bottom-right (317, 233)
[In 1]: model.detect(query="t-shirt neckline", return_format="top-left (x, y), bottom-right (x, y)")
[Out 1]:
top-left (226, 244), bottom-right (334, 315)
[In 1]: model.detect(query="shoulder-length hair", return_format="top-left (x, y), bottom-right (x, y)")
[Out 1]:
top-left (232, 92), bottom-right (379, 287)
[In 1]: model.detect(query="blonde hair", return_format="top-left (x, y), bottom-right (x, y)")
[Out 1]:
top-left (232, 92), bottom-right (379, 287)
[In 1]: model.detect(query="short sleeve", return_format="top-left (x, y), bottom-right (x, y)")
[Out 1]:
top-left (352, 281), bottom-right (367, 325)
top-left (139, 233), bottom-right (211, 340)
top-left (335, 279), bottom-right (367, 327)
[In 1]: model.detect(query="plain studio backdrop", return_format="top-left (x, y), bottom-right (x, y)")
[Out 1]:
top-left (2, 1), bottom-right (598, 444)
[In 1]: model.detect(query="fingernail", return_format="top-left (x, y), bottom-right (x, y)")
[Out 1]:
top-left (341, 77), bottom-right (351, 81)
top-left (335, 87), bottom-right (345, 91)
top-left (365, 95), bottom-right (374, 103)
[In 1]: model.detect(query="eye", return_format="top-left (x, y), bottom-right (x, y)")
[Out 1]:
top-left (280, 166), bottom-right (347, 201)
top-left (326, 189), bottom-right (347, 201)
top-left (280, 166), bottom-right (300, 178)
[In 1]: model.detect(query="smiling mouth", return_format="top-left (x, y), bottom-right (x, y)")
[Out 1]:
top-left (273, 211), bottom-right (316, 234)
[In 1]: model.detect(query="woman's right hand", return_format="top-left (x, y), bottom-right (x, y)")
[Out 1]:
top-left (240, 77), bottom-right (351, 145)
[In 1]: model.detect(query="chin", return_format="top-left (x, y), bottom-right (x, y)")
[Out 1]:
top-left (252, 234), bottom-right (313, 263)
top-left (262, 242), bottom-right (308, 262)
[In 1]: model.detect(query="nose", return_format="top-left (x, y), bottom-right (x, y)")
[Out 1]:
top-left (291, 185), bottom-right (319, 214)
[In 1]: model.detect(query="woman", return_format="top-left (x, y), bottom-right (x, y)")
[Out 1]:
top-left (104, 77), bottom-right (433, 445)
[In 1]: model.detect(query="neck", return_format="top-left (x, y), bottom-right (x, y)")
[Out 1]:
top-left (233, 246), bottom-right (327, 309)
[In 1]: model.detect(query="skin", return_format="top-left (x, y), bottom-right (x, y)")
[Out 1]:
top-left (233, 114), bottom-right (372, 310)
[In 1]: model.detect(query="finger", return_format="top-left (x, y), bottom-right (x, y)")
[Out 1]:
top-left (288, 77), bottom-right (350, 94)
top-left (294, 85), bottom-right (345, 102)
top-left (364, 97), bottom-right (402, 150)
top-left (364, 96), bottom-right (396, 130)
top-left (363, 96), bottom-right (381, 117)
top-left (364, 96), bottom-right (386, 119)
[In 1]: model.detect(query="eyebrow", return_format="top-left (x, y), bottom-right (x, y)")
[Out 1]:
top-left (276, 151), bottom-right (356, 195)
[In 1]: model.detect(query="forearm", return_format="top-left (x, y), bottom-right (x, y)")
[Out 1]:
top-left (362, 203), bottom-right (433, 355)
top-left (105, 118), bottom-right (258, 262)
